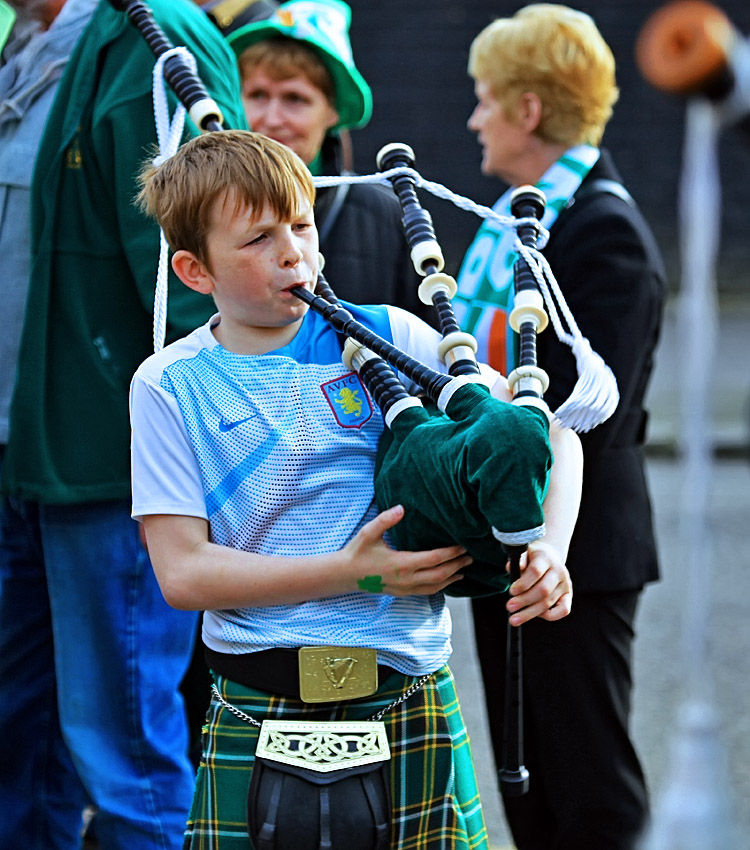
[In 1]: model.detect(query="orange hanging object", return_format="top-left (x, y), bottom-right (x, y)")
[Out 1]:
top-left (635, 0), bottom-right (736, 95)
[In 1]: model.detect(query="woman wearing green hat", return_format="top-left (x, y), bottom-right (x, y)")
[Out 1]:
top-left (228, 0), bottom-right (430, 321)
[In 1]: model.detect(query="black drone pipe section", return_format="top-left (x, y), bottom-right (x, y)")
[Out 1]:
top-left (376, 143), bottom-right (443, 275)
top-left (313, 272), bottom-right (413, 417)
top-left (376, 143), bottom-right (480, 378)
top-left (105, 0), bottom-right (224, 132)
top-left (358, 357), bottom-right (414, 417)
top-left (509, 187), bottom-right (546, 404)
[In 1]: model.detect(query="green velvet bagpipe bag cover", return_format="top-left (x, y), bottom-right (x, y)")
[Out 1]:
top-left (374, 382), bottom-right (552, 598)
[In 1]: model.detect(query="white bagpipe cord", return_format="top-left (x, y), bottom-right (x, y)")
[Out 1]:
top-left (514, 241), bottom-right (619, 432)
top-left (150, 47), bottom-right (196, 353)
top-left (315, 168), bottom-right (620, 432)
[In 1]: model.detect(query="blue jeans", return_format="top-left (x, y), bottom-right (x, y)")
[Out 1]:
top-left (0, 491), bottom-right (198, 849)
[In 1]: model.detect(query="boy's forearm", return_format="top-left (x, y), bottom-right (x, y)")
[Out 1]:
top-left (540, 422), bottom-right (583, 560)
top-left (143, 514), bottom-right (350, 610)
top-left (142, 509), bottom-right (472, 610)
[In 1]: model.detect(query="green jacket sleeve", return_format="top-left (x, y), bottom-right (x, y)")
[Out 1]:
top-left (95, 0), bottom-right (248, 343)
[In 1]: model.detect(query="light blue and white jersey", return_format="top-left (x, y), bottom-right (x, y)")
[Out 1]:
top-left (130, 301), bottom-right (454, 675)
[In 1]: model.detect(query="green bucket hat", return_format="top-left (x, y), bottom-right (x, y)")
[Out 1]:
top-left (227, 0), bottom-right (372, 131)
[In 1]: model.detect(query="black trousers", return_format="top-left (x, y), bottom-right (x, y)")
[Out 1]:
top-left (471, 589), bottom-right (649, 850)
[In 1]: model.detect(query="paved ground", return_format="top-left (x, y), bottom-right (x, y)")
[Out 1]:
top-left (448, 293), bottom-right (750, 849)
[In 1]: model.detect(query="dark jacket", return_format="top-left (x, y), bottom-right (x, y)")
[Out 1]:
top-left (539, 148), bottom-right (667, 592)
top-left (314, 135), bottom-right (433, 325)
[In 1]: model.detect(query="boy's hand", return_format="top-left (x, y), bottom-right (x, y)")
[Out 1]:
top-left (346, 505), bottom-right (471, 596)
top-left (505, 540), bottom-right (572, 626)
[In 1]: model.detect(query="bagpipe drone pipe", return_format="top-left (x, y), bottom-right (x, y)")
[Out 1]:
top-left (106, 0), bottom-right (616, 797)
top-left (106, 0), bottom-right (225, 132)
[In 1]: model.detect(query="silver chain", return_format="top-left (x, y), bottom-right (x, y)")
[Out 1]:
top-left (211, 684), bottom-right (263, 727)
top-left (369, 674), bottom-right (432, 721)
top-left (210, 673), bottom-right (433, 728)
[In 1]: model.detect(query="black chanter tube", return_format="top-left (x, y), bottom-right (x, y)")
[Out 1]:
top-left (500, 540), bottom-right (530, 796)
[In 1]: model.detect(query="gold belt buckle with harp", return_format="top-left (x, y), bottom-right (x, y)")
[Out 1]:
top-left (298, 646), bottom-right (378, 703)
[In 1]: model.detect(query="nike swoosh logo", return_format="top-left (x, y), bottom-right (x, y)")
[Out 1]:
top-left (219, 415), bottom-right (257, 432)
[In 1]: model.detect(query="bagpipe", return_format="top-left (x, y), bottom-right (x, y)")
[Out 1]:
top-left (292, 150), bottom-right (553, 600)
top-left (296, 147), bottom-right (553, 796)
top-left (107, 0), bottom-right (619, 797)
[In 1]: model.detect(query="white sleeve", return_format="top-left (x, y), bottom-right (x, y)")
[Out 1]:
top-left (129, 372), bottom-right (207, 522)
top-left (386, 305), bottom-right (506, 397)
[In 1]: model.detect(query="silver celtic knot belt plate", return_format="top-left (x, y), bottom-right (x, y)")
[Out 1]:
top-left (255, 720), bottom-right (391, 773)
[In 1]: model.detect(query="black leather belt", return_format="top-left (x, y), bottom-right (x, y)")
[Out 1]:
top-left (205, 646), bottom-right (402, 701)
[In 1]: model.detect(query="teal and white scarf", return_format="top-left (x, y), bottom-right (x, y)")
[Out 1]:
top-left (454, 144), bottom-right (600, 376)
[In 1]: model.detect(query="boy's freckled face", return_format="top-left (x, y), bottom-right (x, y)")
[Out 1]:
top-left (202, 187), bottom-right (319, 339)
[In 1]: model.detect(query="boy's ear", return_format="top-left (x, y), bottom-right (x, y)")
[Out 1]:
top-left (171, 250), bottom-right (215, 295)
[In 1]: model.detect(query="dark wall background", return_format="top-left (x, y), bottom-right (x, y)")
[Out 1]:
top-left (345, 1), bottom-right (750, 289)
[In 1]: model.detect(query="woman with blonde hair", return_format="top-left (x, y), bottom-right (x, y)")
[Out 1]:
top-left (454, 6), bottom-right (666, 849)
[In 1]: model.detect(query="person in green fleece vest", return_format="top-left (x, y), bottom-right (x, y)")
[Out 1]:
top-left (0, 1), bottom-right (246, 848)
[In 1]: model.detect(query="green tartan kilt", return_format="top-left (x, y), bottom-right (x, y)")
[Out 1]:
top-left (184, 664), bottom-right (489, 850)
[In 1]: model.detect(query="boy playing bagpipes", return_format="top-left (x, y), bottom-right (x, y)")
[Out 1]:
top-left (130, 129), bottom-right (581, 850)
